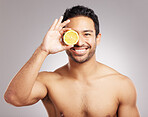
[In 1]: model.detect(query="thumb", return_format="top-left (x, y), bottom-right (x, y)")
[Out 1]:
top-left (64, 45), bottom-right (74, 50)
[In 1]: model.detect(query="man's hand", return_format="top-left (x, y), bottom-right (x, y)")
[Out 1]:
top-left (40, 16), bottom-right (72, 55)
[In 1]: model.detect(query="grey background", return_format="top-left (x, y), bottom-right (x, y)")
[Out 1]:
top-left (0, 0), bottom-right (147, 116)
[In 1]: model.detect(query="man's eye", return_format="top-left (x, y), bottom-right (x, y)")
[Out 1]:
top-left (84, 33), bottom-right (91, 36)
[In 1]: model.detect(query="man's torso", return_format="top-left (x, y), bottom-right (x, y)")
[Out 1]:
top-left (40, 63), bottom-right (125, 117)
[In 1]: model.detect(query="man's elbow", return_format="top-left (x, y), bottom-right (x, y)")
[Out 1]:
top-left (4, 91), bottom-right (25, 107)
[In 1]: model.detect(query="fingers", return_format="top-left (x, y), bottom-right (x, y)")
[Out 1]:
top-left (60, 19), bottom-right (70, 28)
top-left (48, 16), bottom-right (71, 33)
top-left (62, 44), bottom-right (74, 50)
top-left (54, 16), bottom-right (70, 31)
top-left (54, 16), bottom-right (63, 30)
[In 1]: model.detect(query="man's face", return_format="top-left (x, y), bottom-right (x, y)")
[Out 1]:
top-left (65, 16), bottom-right (99, 63)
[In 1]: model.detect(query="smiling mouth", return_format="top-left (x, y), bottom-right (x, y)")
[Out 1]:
top-left (70, 46), bottom-right (89, 50)
top-left (70, 47), bottom-right (90, 55)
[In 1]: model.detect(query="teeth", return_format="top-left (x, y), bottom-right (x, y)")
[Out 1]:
top-left (75, 49), bottom-right (85, 52)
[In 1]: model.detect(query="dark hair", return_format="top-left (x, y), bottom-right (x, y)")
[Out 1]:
top-left (62, 5), bottom-right (100, 37)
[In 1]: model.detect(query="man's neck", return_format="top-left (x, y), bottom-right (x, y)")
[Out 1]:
top-left (67, 55), bottom-right (99, 80)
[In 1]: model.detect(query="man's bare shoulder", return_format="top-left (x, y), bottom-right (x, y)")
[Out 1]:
top-left (54, 64), bottom-right (68, 75)
top-left (36, 64), bottom-right (68, 82)
top-left (116, 75), bottom-right (137, 103)
top-left (100, 64), bottom-right (139, 116)
top-left (102, 63), bottom-right (137, 99)
top-left (103, 63), bottom-right (134, 84)
top-left (36, 71), bottom-right (62, 83)
top-left (100, 63), bottom-right (137, 105)
top-left (98, 62), bottom-right (135, 90)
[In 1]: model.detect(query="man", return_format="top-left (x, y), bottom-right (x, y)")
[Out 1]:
top-left (4, 5), bottom-right (140, 117)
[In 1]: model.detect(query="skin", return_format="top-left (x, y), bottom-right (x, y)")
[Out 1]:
top-left (4, 16), bottom-right (140, 117)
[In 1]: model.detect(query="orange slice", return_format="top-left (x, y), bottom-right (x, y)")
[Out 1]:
top-left (63, 30), bottom-right (79, 45)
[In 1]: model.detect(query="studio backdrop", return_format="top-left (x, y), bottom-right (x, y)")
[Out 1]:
top-left (0, 0), bottom-right (148, 116)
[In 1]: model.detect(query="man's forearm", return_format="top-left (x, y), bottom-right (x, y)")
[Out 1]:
top-left (4, 46), bottom-right (48, 104)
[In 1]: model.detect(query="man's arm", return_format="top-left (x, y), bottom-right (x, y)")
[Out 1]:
top-left (4, 16), bottom-right (72, 106)
top-left (118, 77), bottom-right (140, 117)
top-left (4, 47), bottom-right (48, 106)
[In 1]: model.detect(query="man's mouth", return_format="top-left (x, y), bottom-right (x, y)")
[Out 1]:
top-left (70, 47), bottom-right (89, 55)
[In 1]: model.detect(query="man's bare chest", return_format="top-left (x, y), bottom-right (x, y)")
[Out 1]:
top-left (43, 78), bottom-right (119, 117)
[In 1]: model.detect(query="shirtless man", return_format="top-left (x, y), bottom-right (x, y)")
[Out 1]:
top-left (4, 5), bottom-right (140, 117)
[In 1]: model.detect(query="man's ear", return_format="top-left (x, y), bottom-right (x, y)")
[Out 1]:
top-left (96, 33), bottom-right (101, 45)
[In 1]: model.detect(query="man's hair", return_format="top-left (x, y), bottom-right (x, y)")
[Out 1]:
top-left (62, 5), bottom-right (100, 37)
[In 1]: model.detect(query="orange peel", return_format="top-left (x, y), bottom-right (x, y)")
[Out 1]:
top-left (63, 30), bottom-right (79, 45)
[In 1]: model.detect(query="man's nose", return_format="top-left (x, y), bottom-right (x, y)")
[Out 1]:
top-left (76, 35), bottom-right (85, 46)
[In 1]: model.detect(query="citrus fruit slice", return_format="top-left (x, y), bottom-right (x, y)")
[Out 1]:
top-left (63, 30), bottom-right (79, 45)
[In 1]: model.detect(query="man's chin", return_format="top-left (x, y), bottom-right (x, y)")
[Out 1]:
top-left (72, 59), bottom-right (87, 64)
top-left (70, 56), bottom-right (90, 63)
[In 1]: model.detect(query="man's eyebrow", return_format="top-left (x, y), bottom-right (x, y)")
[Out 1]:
top-left (83, 30), bottom-right (93, 33)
